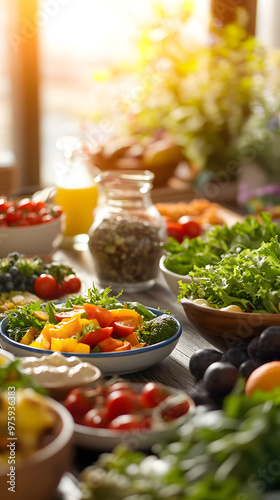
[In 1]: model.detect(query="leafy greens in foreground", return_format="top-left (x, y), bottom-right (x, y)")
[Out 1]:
top-left (179, 236), bottom-right (280, 313)
top-left (164, 212), bottom-right (280, 275)
top-left (78, 388), bottom-right (280, 500)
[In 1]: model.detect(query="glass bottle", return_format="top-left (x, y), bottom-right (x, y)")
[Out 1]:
top-left (88, 170), bottom-right (167, 292)
top-left (54, 136), bottom-right (99, 250)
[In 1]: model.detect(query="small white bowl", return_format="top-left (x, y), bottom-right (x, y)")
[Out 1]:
top-left (159, 255), bottom-right (192, 297)
top-left (0, 307), bottom-right (182, 376)
top-left (0, 215), bottom-right (64, 257)
top-left (19, 352), bottom-right (102, 400)
top-left (73, 383), bottom-right (195, 451)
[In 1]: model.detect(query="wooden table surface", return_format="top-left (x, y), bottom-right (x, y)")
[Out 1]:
top-left (51, 245), bottom-right (216, 493)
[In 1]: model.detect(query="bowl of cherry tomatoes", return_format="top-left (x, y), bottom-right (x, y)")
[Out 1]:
top-left (64, 379), bottom-right (195, 451)
top-left (0, 197), bottom-right (65, 257)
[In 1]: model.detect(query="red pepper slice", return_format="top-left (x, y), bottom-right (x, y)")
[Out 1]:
top-left (79, 326), bottom-right (113, 348)
top-left (84, 303), bottom-right (114, 328)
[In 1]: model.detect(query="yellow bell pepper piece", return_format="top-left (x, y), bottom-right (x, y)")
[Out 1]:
top-left (50, 337), bottom-right (90, 354)
top-left (49, 316), bottom-right (82, 340)
top-left (110, 308), bottom-right (141, 325)
top-left (29, 333), bottom-right (50, 350)
top-left (73, 343), bottom-right (90, 354)
top-left (50, 338), bottom-right (64, 351)
top-left (79, 318), bottom-right (99, 329)
top-left (20, 327), bottom-right (39, 345)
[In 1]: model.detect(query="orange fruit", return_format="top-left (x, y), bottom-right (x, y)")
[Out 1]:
top-left (245, 361), bottom-right (280, 396)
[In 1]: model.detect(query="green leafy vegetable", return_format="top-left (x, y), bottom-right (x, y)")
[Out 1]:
top-left (0, 359), bottom-right (46, 393)
top-left (164, 213), bottom-right (280, 276)
top-left (179, 236), bottom-right (280, 313)
top-left (6, 302), bottom-right (48, 342)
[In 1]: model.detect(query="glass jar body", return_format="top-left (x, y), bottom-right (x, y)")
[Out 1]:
top-left (88, 171), bottom-right (166, 292)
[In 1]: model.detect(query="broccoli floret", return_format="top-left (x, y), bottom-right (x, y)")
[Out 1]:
top-left (139, 314), bottom-right (178, 345)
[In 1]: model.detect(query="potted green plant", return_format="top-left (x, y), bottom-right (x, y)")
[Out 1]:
top-left (91, 2), bottom-right (278, 196)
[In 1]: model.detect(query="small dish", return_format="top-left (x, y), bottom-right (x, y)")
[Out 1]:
top-left (0, 307), bottom-right (182, 375)
top-left (73, 383), bottom-right (195, 451)
top-left (19, 352), bottom-right (102, 400)
top-left (159, 255), bottom-right (192, 296)
top-left (0, 390), bottom-right (74, 500)
top-left (180, 297), bottom-right (280, 351)
top-left (0, 214), bottom-right (64, 257)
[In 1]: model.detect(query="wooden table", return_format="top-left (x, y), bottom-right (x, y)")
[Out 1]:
top-left (51, 245), bottom-right (216, 494)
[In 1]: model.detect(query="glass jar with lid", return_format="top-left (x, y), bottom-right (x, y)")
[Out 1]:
top-left (88, 170), bottom-right (166, 292)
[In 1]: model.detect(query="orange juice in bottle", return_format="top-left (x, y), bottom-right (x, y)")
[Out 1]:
top-left (54, 136), bottom-right (99, 249)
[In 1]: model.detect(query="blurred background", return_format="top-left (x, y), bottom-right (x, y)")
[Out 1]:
top-left (1, 0), bottom-right (280, 210)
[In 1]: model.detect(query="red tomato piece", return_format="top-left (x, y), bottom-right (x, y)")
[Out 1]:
top-left (64, 388), bottom-right (93, 423)
top-left (161, 397), bottom-right (190, 421)
top-left (54, 310), bottom-right (79, 322)
top-left (84, 303), bottom-right (114, 328)
top-left (6, 208), bottom-right (23, 226)
top-left (166, 221), bottom-right (185, 243)
top-left (35, 200), bottom-right (46, 212)
top-left (180, 219), bottom-right (201, 239)
top-left (16, 198), bottom-right (36, 212)
top-left (112, 319), bottom-right (137, 337)
top-left (33, 274), bottom-right (58, 299)
top-left (25, 212), bottom-right (41, 225)
top-left (63, 275), bottom-right (81, 294)
top-left (140, 382), bottom-right (170, 408)
top-left (79, 327), bottom-right (113, 348)
top-left (82, 408), bottom-right (108, 428)
top-left (97, 336), bottom-right (126, 352)
top-left (0, 199), bottom-right (14, 213)
top-left (105, 390), bottom-right (140, 421)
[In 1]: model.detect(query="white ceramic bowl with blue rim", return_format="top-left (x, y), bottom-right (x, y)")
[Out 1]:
top-left (0, 307), bottom-right (182, 375)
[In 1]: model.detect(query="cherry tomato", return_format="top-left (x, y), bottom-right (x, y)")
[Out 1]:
top-left (25, 212), bottom-right (42, 225)
top-left (161, 397), bottom-right (190, 421)
top-left (82, 408), bottom-right (108, 428)
top-left (33, 274), bottom-right (58, 299)
top-left (108, 414), bottom-right (152, 431)
top-left (179, 218), bottom-right (201, 239)
top-left (140, 382), bottom-right (170, 408)
top-left (105, 389), bottom-right (140, 421)
top-left (166, 221), bottom-right (185, 243)
top-left (6, 208), bottom-right (23, 226)
top-left (35, 201), bottom-right (46, 212)
top-left (0, 199), bottom-right (14, 213)
top-left (17, 198), bottom-right (36, 211)
top-left (64, 388), bottom-right (93, 423)
top-left (112, 319), bottom-right (137, 337)
top-left (63, 275), bottom-right (82, 294)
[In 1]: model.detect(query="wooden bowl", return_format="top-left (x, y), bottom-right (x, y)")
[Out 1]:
top-left (180, 298), bottom-right (280, 351)
top-left (0, 393), bottom-right (74, 500)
